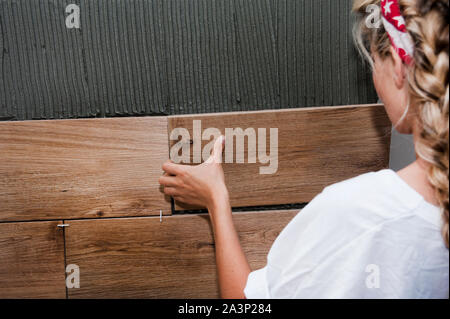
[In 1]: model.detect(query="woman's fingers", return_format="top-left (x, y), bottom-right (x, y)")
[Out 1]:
top-left (173, 195), bottom-right (186, 203)
top-left (162, 160), bottom-right (186, 176)
top-left (158, 175), bottom-right (179, 187)
top-left (163, 186), bottom-right (179, 196)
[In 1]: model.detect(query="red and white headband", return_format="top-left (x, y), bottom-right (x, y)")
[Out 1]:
top-left (380, 0), bottom-right (414, 65)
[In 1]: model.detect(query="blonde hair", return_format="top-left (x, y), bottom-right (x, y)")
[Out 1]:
top-left (353, 0), bottom-right (449, 248)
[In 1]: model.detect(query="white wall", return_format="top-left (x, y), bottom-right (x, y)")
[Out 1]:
top-left (389, 129), bottom-right (416, 171)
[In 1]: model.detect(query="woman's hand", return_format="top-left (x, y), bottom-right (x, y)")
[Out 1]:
top-left (160, 135), bottom-right (250, 299)
top-left (159, 136), bottom-right (229, 210)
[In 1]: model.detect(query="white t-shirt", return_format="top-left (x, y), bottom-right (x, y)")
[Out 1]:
top-left (244, 169), bottom-right (449, 299)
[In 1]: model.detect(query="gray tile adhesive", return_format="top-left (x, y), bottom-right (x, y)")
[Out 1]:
top-left (0, 0), bottom-right (378, 121)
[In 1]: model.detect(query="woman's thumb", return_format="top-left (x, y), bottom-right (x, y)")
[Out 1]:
top-left (206, 135), bottom-right (225, 164)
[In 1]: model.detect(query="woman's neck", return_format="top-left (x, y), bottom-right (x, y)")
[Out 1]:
top-left (396, 123), bottom-right (439, 207)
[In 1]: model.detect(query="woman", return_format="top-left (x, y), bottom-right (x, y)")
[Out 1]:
top-left (159, 0), bottom-right (449, 298)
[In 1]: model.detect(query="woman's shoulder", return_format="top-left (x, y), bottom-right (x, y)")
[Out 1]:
top-left (324, 169), bottom-right (400, 194)
top-left (314, 169), bottom-right (433, 222)
top-left (280, 168), bottom-right (442, 245)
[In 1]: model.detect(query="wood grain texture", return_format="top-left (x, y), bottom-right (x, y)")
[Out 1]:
top-left (0, 117), bottom-right (171, 222)
top-left (0, 221), bottom-right (66, 298)
top-left (65, 210), bottom-right (297, 299)
top-left (169, 104), bottom-right (391, 210)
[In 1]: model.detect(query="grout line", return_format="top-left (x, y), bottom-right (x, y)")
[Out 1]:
top-left (62, 219), bottom-right (68, 300)
top-left (166, 114), bottom-right (176, 217)
top-left (0, 203), bottom-right (308, 224)
top-left (173, 202), bottom-right (308, 215)
top-left (170, 197), bottom-right (175, 215)
top-left (0, 213), bottom-right (170, 224)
